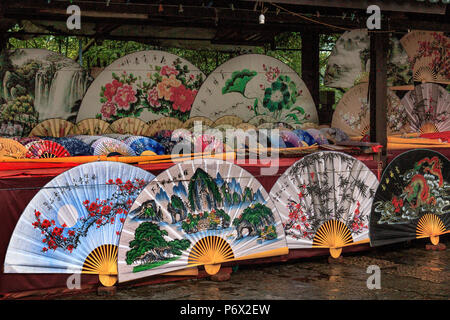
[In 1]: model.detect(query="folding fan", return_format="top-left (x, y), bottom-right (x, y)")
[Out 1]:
top-left (248, 115), bottom-right (277, 127)
top-left (43, 137), bottom-right (94, 156)
top-left (292, 129), bottom-right (316, 146)
top-left (26, 140), bottom-right (71, 159)
top-left (71, 118), bottom-right (112, 135)
top-left (72, 135), bottom-right (104, 146)
top-left (17, 137), bottom-right (43, 146)
top-left (400, 31), bottom-right (449, 84)
top-left (400, 83), bottom-right (450, 133)
top-left (183, 117), bottom-right (213, 130)
top-left (331, 83), bottom-right (406, 137)
top-left (212, 115), bottom-right (243, 128)
top-left (269, 151), bottom-right (379, 258)
top-left (4, 161), bottom-right (155, 287)
top-left (194, 134), bottom-right (226, 153)
top-left (124, 136), bottom-right (165, 156)
top-left (319, 128), bottom-right (350, 143)
top-left (109, 117), bottom-right (152, 136)
top-left (117, 159), bottom-right (288, 282)
top-left (305, 129), bottom-right (328, 145)
top-left (92, 137), bottom-right (136, 157)
top-left (257, 122), bottom-right (295, 131)
top-left (236, 123), bottom-right (257, 132)
top-left (102, 133), bottom-right (133, 142)
top-left (369, 149), bottom-right (450, 247)
top-left (147, 117), bottom-right (184, 137)
top-left (29, 119), bottom-right (75, 137)
top-left (0, 138), bottom-right (28, 159)
top-left (278, 130), bottom-right (305, 148)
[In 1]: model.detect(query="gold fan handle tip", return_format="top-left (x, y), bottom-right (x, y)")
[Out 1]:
top-left (329, 247), bottom-right (342, 259)
top-left (204, 264), bottom-right (222, 275)
top-left (430, 236), bottom-right (439, 246)
top-left (99, 274), bottom-right (117, 287)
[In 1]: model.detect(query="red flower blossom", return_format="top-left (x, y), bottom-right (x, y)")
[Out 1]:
top-left (113, 85), bottom-right (137, 110)
top-left (160, 65), bottom-right (179, 77)
top-left (170, 85), bottom-right (197, 113)
top-left (103, 80), bottom-right (123, 102)
top-left (100, 101), bottom-right (117, 119)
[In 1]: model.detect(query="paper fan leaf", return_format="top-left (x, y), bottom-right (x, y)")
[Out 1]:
top-left (0, 138), bottom-right (28, 159)
top-left (212, 115), bottom-right (243, 127)
top-left (124, 136), bottom-right (165, 155)
top-left (222, 69), bottom-right (258, 95)
top-left (71, 118), bottom-right (112, 135)
top-left (248, 115), bottom-right (278, 126)
top-left (29, 119), bottom-right (75, 137)
top-left (118, 159), bottom-right (288, 282)
top-left (92, 137), bottom-right (136, 156)
top-left (369, 149), bottom-right (450, 247)
top-left (269, 151), bottom-right (379, 251)
top-left (147, 117), bottom-right (184, 137)
top-left (42, 137), bottom-right (94, 156)
top-left (183, 117), bottom-right (213, 130)
top-left (109, 117), bottom-right (152, 136)
top-left (26, 140), bottom-right (71, 158)
top-left (4, 162), bottom-right (155, 275)
top-left (400, 83), bottom-right (450, 133)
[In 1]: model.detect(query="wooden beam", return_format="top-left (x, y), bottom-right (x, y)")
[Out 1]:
top-left (369, 31), bottom-right (388, 163)
top-left (301, 31), bottom-right (320, 119)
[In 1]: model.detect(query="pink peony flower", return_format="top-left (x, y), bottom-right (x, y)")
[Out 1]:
top-left (170, 85), bottom-right (197, 113)
top-left (147, 87), bottom-right (161, 108)
top-left (160, 65), bottom-right (179, 77)
top-left (100, 101), bottom-right (117, 119)
top-left (114, 85), bottom-right (137, 110)
top-left (103, 80), bottom-right (123, 102)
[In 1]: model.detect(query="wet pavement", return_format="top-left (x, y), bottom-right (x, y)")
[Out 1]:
top-left (59, 237), bottom-right (449, 300)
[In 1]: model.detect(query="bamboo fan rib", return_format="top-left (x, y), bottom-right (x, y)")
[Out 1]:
top-left (82, 244), bottom-right (118, 286)
top-left (416, 214), bottom-right (446, 245)
top-left (312, 220), bottom-right (353, 258)
top-left (188, 236), bottom-right (234, 275)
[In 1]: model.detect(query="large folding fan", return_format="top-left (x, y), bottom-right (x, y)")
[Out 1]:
top-left (29, 119), bottom-right (75, 137)
top-left (4, 161), bottom-right (155, 287)
top-left (26, 140), bottom-right (71, 159)
top-left (92, 137), bottom-right (136, 157)
top-left (0, 138), bottom-right (28, 159)
top-left (71, 118), bottom-right (112, 135)
top-left (369, 149), bottom-right (450, 247)
top-left (400, 83), bottom-right (450, 133)
top-left (269, 151), bottom-right (379, 258)
top-left (118, 159), bottom-right (288, 283)
top-left (109, 117), bottom-right (152, 136)
top-left (124, 136), bottom-right (165, 156)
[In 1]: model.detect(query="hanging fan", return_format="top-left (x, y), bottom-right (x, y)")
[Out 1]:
top-left (400, 83), bottom-right (450, 133)
top-left (26, 140), bottom-right (71, 159)
top-left (117, 159), bottom-right (288, 282)
top-left (4, 161), bottom-right (155, 286)
top-left (109, 117), bottom-right (152, 136)
top-left (369, 149), bottom-right (450, 247)
top-left (269, 151), bottom-right (379, 257)
top-left (183, 117), bottom-right (213, 130)
top-left (43, 137), bottom-right (94, 156)
top-left (400, 31), bottom-right (449, 84)
top-left (71, 118), bottom-right (112, 135)
top-left (147, 117), bottom-right (184, 137)
top-left (92, 137), bottom-right (136, 157)
top-left (212, 115), bottom-right (243, 127)
top-left (331, 83), bottom-right (407, 137)
top-left (29, 119), bottom-right (75, 137)
top-left (124, 136), bottom-right (165, 156)
top-left (0, 138), bottom-right (28, 159)
top-left (292, 129), bottom-right (316, 146)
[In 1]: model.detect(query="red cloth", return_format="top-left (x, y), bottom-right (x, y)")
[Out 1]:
top-left (420, 131), bottom-right (450, 142)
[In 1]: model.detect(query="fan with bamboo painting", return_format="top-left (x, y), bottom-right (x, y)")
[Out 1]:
top-left (400, 83), bottom-right (450, 134)
top-left (117, 159), bottom-right (288, 282)
top-left (25, 140), bottom-right (71, 159)
top-left (0, 138), bottom-right (28, 159)
top-left (109, 117), bottom-right (152, 136)
top-left (269, 151), bottom-right (379, 258)
top-left (29, 119), bottom-right (75, 137)
top-left (400, 30), bottom-right (449, 84)
top-left (4, 162), bottom-right (155, 286)
top-left (369, 149), bottom-right (450, 247)
top-left (71, 118), bottom-right (112, 135)
top-left (331, 83), bottom-right (408, 137)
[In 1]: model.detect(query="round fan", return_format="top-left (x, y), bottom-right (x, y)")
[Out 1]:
top-left (147, 117), bottom-right (184, 137)
top-left (76, 50), bottom-right (205, 123)
top-left (0, 138), bottom-right (28, 159)
top-left (212, 115), bottom-right (243, 127)
top-left (400, 83), bottom-right (450, 133)
top-left (190, 54), bottom-right (318, 126)
top-left (400, 31), bottom-right (449, 84)
top-left (331, 83), bottom-right (406, 136)
top-left (109, 117), bottom-right (152, 136)
top-left (292, 129), bottom-right (316, 146)
top-left (369, 149), bottom-right (450, 247)
top-left (117, 159), bottom-right (288, 282)
top-left (124, 136), bottom-right (165, 156)
top-left (26, 140), bottom-right (71, 159)
top-left (183, 117), bottom-right (213, 130)
top-left (269, 151), bottom-right (379, 258)
top-left (43, 137), bottom-right (94, 156)
top-left (305, 129), bottom-right (328, 145)
top-left (29, 119), bottom-right (75, 137)
top-left (71, 118), bottom-right (112, 135)
top-left (92, 137), bottom-right (136, 157)
top-left (4, 161), bottom-right (155, 286)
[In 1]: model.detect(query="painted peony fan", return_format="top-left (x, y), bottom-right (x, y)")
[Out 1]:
top-left (369, 149), bottom-right (450, 247)
top-left (400, 83), bottom-right (450, 133)
top-left (269, 151), bottom-right (379, 258)
top-left (4, 162), bottom-right (155, 286)
top-left (118, 159), bottom-right (288, 282)
top-left (331, 83), bottom-right (407, 137)
top-left (92, 137), bottom-right (136, 156)
top-left (26, 140), bottom-right (71, 158)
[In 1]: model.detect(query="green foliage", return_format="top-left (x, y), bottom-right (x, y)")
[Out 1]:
top-left (233, 203), bottom-right (273, 227)
top-left (222, 69), bottom-right (257, 95)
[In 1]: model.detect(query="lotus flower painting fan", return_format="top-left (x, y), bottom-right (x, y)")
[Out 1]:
top-left (118, 159), bottom-right (288, 283)
top-left (4, 162), bottom-right (155, 286)
top-left (400, 83), bottom-right (450, 133)
top-left (269, 151), bottom-right (379, 258)
top-left (369, 149), bottom-right (450, 247)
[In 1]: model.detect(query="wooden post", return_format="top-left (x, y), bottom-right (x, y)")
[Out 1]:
top-left (369, 32), bottom-right (388, 164)
top-left (301, 31), bottom-right (320, 120)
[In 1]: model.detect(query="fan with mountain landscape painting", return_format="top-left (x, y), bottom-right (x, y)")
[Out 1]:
top-left (369, 149), bottom-right (450, 247)
top-left (25, 140), bottom-right (71, 159)
top-left (269, 151), bottom-right (379, 258)
top-left (4, 161), bottom-right (155, 286)
top-left (117, 159), bottom-right (288, 282)
top-left (400, 83), bottom-right (450, 134)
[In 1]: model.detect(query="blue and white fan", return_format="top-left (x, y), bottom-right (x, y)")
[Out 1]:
top-left (124, 136), bottom-right (165, 156)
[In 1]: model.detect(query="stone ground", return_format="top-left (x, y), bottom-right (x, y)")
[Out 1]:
top-left (58, 237), bottom-right (449, 300)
